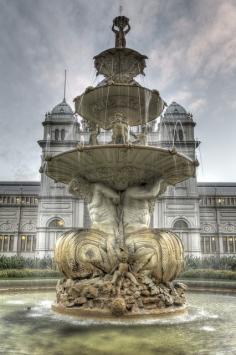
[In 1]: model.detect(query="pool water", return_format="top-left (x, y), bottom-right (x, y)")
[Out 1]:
top-left (0, 291), bottom-right (235, 355)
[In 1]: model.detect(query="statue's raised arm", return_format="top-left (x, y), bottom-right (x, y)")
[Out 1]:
top-left (112, 23), bottom-right (118, 34)
top-left (112, 16), bottom-right (130, 48)
top-left (125, 178), bottom-right (168, 200)
top-left (124, 23), bottom-right (131, 35)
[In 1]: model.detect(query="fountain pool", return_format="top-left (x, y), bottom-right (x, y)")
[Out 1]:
top-left (0, 291), bottom-right (235, 355)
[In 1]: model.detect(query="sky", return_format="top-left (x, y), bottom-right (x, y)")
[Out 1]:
top-left (0, 0), bottom-right (235, 182)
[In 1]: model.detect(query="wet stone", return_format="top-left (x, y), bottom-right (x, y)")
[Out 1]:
top-left (111, 297), bottom-right (126, 316)
top-left (82, 286), bottom-right (98, 299)
top-left (75, 296), bottom-right (87, 305)
top-left (141, 290), bottom-right (150, 297)
top-left (65, 279), bottom-right (74, 289)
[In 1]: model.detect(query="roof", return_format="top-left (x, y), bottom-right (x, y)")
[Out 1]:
top-left (198, 182), bottom-right (236, 196)
top-left (0, 181), bottom-right (40, 194)
top-left (45, 99), bottom-right (74, 122)
top-left (162, 101), bottom-right (193, 122)
top-left (51, 99), bottom-right (73, 115)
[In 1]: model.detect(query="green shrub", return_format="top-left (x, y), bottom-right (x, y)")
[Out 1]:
top-left (0, 268), bottom-right (61, 278)
top-left (185, 256), bottom-right (236, 271)
top-left (180, 268), bottom-right (236, 280)
top-left (0, 255), bottom-right (56, 270)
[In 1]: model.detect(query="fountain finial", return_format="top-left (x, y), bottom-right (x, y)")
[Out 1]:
top-left (112, 16), bottom-right (130, 48)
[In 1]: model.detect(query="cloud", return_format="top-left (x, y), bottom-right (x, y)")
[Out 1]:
top-left (188, 98), bottom-right (207, 114)
top-left (0, 0), bottom-right (235, 182)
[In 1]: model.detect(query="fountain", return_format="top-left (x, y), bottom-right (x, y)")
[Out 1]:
top-left (45, 15), bottom-right (197, 318)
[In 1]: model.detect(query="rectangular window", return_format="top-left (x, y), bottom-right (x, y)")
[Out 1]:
top-left (222, 236), bottom-right (236, 253)
top-left (26, 235), bottom-right (32, 251)
top-left (205, 237), bottom-right (210, 253)
top-left (0, 235), bottom-right (3, 251)
top-left (32, 236), bottom-right (36, 251)
top-left (229, 238), bottom-right (234, 253)
top-left (20, 236), bottom-right (26, 251)
top-left (223, 237), bottom-right (228, 253)
top-left (20, 235), bottom-right (35, 252)
top-left (9, 236), bottom-right (14, 251)
top-left (0, 235), bottom-right (14, 252)
top-left (201, 238), bottom-right (204, 253)
top-left (3, 236), bottom-right (9, 251)
top-left (201, 236), bottom-right (219, 254)
top-left (211, 237), bottom-right (218, 253)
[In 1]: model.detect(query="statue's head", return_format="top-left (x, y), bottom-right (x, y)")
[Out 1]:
top-left (112, 112), bottom-right (126, 124)
top-left (113, 16), bottom-right (129, 31)
top-left (69, 176), bottom-right (91, 200)
top-left (119, 247), bottom-right (129, 262)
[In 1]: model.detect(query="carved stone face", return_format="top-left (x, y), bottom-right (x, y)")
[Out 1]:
top-left (70, 177), bottom-right (90, 199)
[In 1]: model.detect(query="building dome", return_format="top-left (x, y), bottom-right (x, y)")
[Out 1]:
top-left (45, 98), bottom-right (74, 122)
top-left (165, 102), bottom-right (187, 115)
top-left (162, 101), bottom-right (193, 122)
top-left (51, 99), bottom-right (73, 115)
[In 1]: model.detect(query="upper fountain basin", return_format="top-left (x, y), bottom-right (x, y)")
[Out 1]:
top-left (45, 145), bottom-right (196, 191)
top-left (94, 47), bottom-right (147, 85)
top-left (74, 85), bottom-right (165, 129)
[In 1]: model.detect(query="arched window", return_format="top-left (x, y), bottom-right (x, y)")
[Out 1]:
top-left (48, 218), bottom-right (64, 229)
top-left (55, 129), bottom-right (59, 141)
top-left (178, 128), bottom-right (184, 141)
top-left (173, 129), bottom-right (178, 142)
top-left (61, 129), bottom-right (65, 141)
top-left (173, 219), bottom-right (189, 230)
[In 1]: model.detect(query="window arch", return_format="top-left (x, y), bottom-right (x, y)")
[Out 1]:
top-left (55, 129), bottom-right (59, 141)
top-left (61, 129), bottom-right (65, 140)
top-left (173, 219), bottom-right (189, 230)
top-left (178, 128), bottom-right (184, 141)
top-left (48, 218), bottom-right (65, 229)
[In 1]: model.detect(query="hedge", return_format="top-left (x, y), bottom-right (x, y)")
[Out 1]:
top-left (180, 268), bottom-right (236, 280)
top-left (185, 256), bottom-right (236, 271)
top-left (0, 269), bottom-right (61, 279)
top-left (0, 255), bottom-right (56, 270)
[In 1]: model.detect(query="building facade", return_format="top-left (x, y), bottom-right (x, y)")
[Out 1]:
top-left (0, 100), bottom-right (236, 258)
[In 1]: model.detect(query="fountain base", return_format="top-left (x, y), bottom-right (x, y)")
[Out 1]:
top-left (54, 276), bottom-right (187, 318)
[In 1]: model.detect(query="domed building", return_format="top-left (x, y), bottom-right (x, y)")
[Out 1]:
top-left (0, 100), bottom-right (236, 258)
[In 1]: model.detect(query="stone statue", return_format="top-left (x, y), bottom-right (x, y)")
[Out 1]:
top-left (88, 122), bottom-right (100, 145)
top-left (121, 177), bottom-right (167, 234)
top-left (69, 177), bottom-right (120, 235)
top-left (55, 177), bottom-right (121, 279)
top-left (112, 16), bottom-right (130, 48)
top-left (119, 178), bottom-right (184, 283)
top-left (111, 247), bottom-right (139, 295)
top-left (111, 113), bottom-right (129, 144)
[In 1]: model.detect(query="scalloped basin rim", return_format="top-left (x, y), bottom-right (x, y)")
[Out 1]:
top-left (93, 47), bottom-right (148, 59)
top-left (45, 145), bottom-right (195, 191)
top-left (75, 84), bottom-right (164, 128)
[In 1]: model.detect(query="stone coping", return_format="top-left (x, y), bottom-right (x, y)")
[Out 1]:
top-left (0, 278), bottom-right (235, 294)
top-left (52, 302), bottom-right (187, 320)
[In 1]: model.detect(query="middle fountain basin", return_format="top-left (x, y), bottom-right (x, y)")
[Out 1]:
top-left (45, 145), bottom-right (195, 190)
top-left (75, 85), bottom-right (165, 129)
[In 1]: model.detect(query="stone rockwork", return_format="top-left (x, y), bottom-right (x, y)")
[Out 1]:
top-left (55, 275), bottom-right (187, 317)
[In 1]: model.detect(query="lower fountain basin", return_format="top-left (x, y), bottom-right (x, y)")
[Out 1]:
top-left (45, 145), bottom-right (195, 190)
top-left (0, 291), bottom-right (235, 355)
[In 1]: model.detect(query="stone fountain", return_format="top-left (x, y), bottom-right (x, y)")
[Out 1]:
top-left (45, 16), bottom-right (196, 318)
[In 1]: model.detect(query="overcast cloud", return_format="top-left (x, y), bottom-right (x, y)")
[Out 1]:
top-left (0, 0), bottom-right (235, 182)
